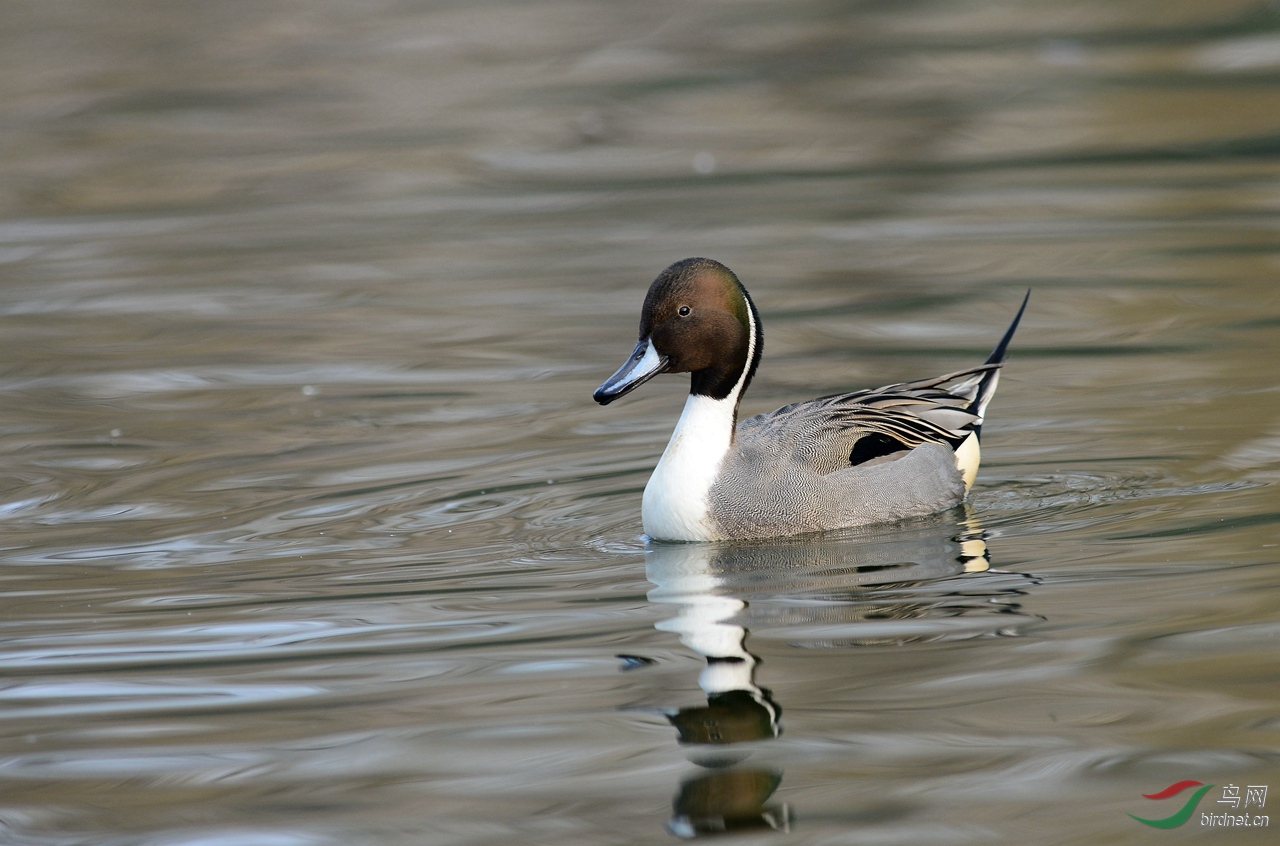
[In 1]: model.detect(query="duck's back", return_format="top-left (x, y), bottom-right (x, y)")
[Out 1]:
top-left (706, 373), bottom-right (989, 539)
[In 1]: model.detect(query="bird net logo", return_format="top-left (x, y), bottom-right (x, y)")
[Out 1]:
top-left (1128, 780), bottom-right (1269, 829)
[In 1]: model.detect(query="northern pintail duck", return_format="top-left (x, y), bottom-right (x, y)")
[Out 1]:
top-left (594, 258), bottom-right (1028, 542)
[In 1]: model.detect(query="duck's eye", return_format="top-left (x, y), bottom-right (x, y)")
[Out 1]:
top-left (678, 305), bottom-right (691, 317)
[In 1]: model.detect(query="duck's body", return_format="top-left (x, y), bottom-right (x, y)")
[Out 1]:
top-left (594, 258), bottom-right (1027, 542)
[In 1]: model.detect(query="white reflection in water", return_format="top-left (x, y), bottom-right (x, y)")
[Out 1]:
top-left (642, 511), bottom-right (1038, 837)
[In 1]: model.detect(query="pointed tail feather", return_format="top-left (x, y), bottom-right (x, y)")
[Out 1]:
top-left (969, 289), bottom-right (1030, 434)
top-left (986, 289), bottom-right (1031, 367)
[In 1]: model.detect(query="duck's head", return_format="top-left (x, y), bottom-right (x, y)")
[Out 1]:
top-left (594, 258), bottom-right (761, 405)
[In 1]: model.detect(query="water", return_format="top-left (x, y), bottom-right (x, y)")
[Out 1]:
top-left (1, 1), bottom-right (1278, 843)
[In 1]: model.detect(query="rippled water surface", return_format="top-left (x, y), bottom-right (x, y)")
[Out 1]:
top-left (2, 1), bottom-right (1278, 844)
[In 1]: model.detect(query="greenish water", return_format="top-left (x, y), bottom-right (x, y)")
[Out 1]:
top-left (1, 1), bottom-right (1277, 844)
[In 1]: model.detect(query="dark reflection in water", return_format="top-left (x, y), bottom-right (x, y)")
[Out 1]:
top-left (644, 510), bottom-right (1040, 836)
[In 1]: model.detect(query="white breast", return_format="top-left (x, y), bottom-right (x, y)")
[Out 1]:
top-left (641, 393), bottom-right (737, 542)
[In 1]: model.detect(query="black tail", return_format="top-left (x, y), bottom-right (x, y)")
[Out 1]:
top-left (986, 289), bottom-right (1031, 366)
top-left (969, 289), bottom-right (1030, 436)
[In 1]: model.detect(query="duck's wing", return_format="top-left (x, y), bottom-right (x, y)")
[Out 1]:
top-left (738, 363), bottom-right (998, 475)
top-left (739, 290), bottom-right (1029, 479)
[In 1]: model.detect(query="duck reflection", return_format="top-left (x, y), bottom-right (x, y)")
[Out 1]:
top-left (644, 509), bottom-right (1033, 837)
top-left (647, 538), bottom-right (786, 837)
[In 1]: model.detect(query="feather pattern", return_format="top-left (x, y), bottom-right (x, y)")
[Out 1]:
top-left (706, 293), bottom-right (1028, 538)
top-left (737, 363), bottom-right (1002, 476)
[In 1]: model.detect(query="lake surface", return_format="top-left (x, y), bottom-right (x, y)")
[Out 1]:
top-left (1, 1), bottom-right (1278, 844)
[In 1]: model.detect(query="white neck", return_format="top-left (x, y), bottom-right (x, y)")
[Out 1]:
top-left (641, 394), bottom-right (737, 541)
top-left (641, 296), bottom-right (758, 543)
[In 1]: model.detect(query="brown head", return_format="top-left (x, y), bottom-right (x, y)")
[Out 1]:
top-left (594, 258), bottom-right (762, 405)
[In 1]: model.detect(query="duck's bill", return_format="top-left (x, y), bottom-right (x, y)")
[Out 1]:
top-left (594, 338), bottom-right (668, 405)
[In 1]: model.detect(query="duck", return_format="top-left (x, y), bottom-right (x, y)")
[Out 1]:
top-left (593, 257), bottom-right (1028, 542)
